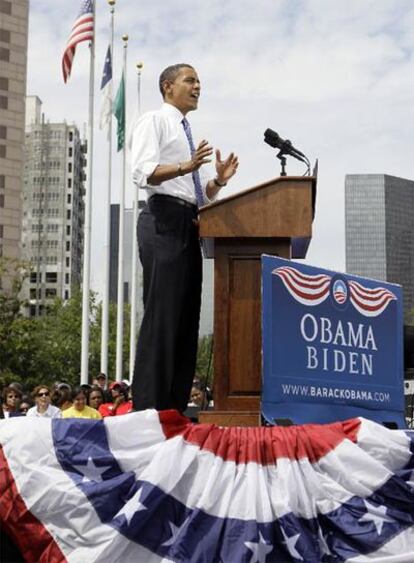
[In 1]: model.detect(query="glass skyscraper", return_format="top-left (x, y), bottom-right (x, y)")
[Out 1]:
top-left (345, 174), bottom-right (414, 325)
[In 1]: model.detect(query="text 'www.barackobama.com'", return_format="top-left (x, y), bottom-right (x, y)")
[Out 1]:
top-left (281, 384), bottom-right (391, 404)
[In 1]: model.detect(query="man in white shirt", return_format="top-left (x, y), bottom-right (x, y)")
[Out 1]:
top-left (131, 63), bottom-right (238, 412)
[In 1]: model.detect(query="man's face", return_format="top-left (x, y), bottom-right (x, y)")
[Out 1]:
top-left (164, 67), bottom-right (200, 115)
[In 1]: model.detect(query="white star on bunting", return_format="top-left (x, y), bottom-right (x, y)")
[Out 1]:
top-left (317, 526), bottom-right (332, 557)
top-left (280, 526), bottom-right (303, 560)
top-left (115, 487), bottom-right (147, 526)
top-left (162, 516), bottom-right (190, 547)
top-left (244, 531), bottom-right (273, 563)
top-left (359, 500), bottom-right (393, 535)
top-left (71, 456), bottom-right (111, 483)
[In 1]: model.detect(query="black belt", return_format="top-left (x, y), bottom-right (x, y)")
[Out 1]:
top-left (149, 194), bottom-right (197, 211)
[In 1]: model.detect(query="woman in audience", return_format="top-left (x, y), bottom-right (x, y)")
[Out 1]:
top-left (62, 387), bottom-right (102, 419)
top-left (1, 386), bottom-right (23, 418)
top-left (88, 386), bottom-right (104, 411)
top-left (27, 385), bottom-right (62, 418)
top-left (19, 396), bottom-right (33, 415)
top-left (99, 382), bottom-right (133, 417)
top-left (51, 387), bottom-right (72, 411)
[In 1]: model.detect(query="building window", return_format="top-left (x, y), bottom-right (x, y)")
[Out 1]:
top-left (65, 273), bottom-right (70, 284)
top-left (66, 257), bottom-right (70, 267)
top-left (66, 225), bottom-right (70, 235)
top-left (30, 272), bottom-right (39, 283)
top-left (67, 209), bottom-right (71, 220)
top-left (68, 163), bottom-right (72, 173)
top-left (67, 194), bottom-right (71, 204)
top-left (0, 0), bottom-right (11, 16)
top-left (46, 288), bottom-right (57, 298)
top-left (0, 125), bottom-right (6, 139)
top-left (0, 1), bottom-right (11, 15)
top-left (0, 77), bottom-right (8, 90)
top-left (0, 29), bottom-right (10, 43)
top-left (68, 147), bottom-right (73, 157)
top-left (64, 290), bottom-right (69, 300)
top-left (0, 95), bottom-right (7, 109)
top-left (0, 194), bottom-right (4, 207)
top-left (0, 224), bottom-right (3, 237)
top-left (0, 145), bottom-right (5, 158)
top-left (66, 241), bottom-right (70, 251)
top-left (0, 47), bottom-right (9, 62)
top-left (46, 272), bottom-right (57, 283)
top-left (0, 175), bottom-right (4, 188)
top-left (68, 178), bottom-right (72, 188)
top-left (69, 131), bottom-right (73, 142)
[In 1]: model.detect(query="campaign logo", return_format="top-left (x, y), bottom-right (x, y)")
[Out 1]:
top-left (273, 266), bottom-right (397, 317)
top-left (332, 279), bottom-right (348, 304)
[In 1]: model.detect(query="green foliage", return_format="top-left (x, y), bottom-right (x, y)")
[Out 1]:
top-left (0, 257), bottom-right (210, 391)
top-left (196, 334), bottom-right (214, 386)
top-left (0, 258), bottom-right (133, 389)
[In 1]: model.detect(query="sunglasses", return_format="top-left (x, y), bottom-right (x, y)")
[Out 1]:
top-left (37, 391), bottom-right (50, 397)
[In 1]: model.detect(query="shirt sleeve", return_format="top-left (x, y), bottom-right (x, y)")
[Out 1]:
top-left (199, 163), bottom-right (217, 204)
top-left (130, 112), bottom-right (161, 188)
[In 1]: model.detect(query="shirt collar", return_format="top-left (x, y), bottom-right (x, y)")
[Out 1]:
top-left (161, 102), bottom-right (186, 122)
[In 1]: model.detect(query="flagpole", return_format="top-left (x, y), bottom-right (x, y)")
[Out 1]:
top-left (80, 0), bottom-right (96, 384)
top-left (115, 34), bottom-right (128, 382)
top-left (129, 61), bottom-right (143, 381)
top-left (100, 0), bottom-right (116, 377)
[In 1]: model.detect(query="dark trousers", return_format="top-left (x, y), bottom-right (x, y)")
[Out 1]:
top-left (132, 195), bottom-right (202, 412)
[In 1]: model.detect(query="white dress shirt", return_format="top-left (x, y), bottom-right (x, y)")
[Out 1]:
top-left (26, 404), bottom-right (62, 418)
top-left (131, 103), bottom-right (212, 205)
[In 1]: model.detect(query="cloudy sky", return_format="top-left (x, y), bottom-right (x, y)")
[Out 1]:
top-left (27, 0), bottom-right (414, 296)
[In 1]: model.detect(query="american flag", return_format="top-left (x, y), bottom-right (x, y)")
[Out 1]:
top-left (1, 412), bottom-right (414, 561)
top-left (349, 280), bottom-right (397, 317)
top-left (273, 266), bottom-right (331, 306)
top-left (62, 0), bottom-right (94, 83)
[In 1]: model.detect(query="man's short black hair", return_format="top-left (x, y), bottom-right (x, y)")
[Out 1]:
top-left (159, 63), bottom-right (194, 98)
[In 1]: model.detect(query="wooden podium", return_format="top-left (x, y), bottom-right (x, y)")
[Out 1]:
top-left (198, 176), bottom-right (316, 426)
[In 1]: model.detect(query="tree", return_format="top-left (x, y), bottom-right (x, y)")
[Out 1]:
top-left (196, 334), bottom-right (214, 386)
top-left (0, 257), bottom-right (33, 387)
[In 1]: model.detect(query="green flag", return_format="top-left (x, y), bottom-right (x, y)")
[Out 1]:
top-left (113, 72), bottom-right (125, 151)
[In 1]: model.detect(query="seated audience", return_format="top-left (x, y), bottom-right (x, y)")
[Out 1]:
top-left (51, 387), bottom-right (72, 411)
top-left (62, 387), bottom-right (102, 419)
top-left (27, 385), bottom-right (62, 418)
top-left (88, 386), bottom-right (104, 411)
top-left (19, 395), bottom-right (34, 415)
top-left (188, 381), bottom-right (211, 410)
top-left (99, 382), bottom-right (133, 417)
top-left (2, 386), bottom-right (23, 418)
top-left (92, 373), bottom-right (111, 402)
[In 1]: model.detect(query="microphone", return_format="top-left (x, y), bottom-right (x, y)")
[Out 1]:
top-left (264, 128), bottom-right (306, 162)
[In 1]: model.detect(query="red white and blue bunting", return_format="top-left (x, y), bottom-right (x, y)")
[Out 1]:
top-left (1, 411), bottom-right (414, 562)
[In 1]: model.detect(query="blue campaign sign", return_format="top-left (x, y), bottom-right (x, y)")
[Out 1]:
top-left (261, 255), bottom-right (405, 427)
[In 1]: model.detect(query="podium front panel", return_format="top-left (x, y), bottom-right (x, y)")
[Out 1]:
top-left (213, 238), bottom-right (291, 412)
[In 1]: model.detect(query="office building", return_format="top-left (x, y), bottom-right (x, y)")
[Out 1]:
top-left (345, 174), bottom-right (414, 325)
top-left (0, 0), bottom-right (29, 284)
top-left (21, 96), bottom-right (86, 316)
top-left (109, 203), bottom-right (142, 306)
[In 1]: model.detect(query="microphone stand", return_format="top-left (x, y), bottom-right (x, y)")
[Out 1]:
top-left (277, 150), bottom-right (287, 176)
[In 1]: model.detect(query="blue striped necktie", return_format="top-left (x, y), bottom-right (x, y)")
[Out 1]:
top-left (181, 117), bottom-right (205, 207)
